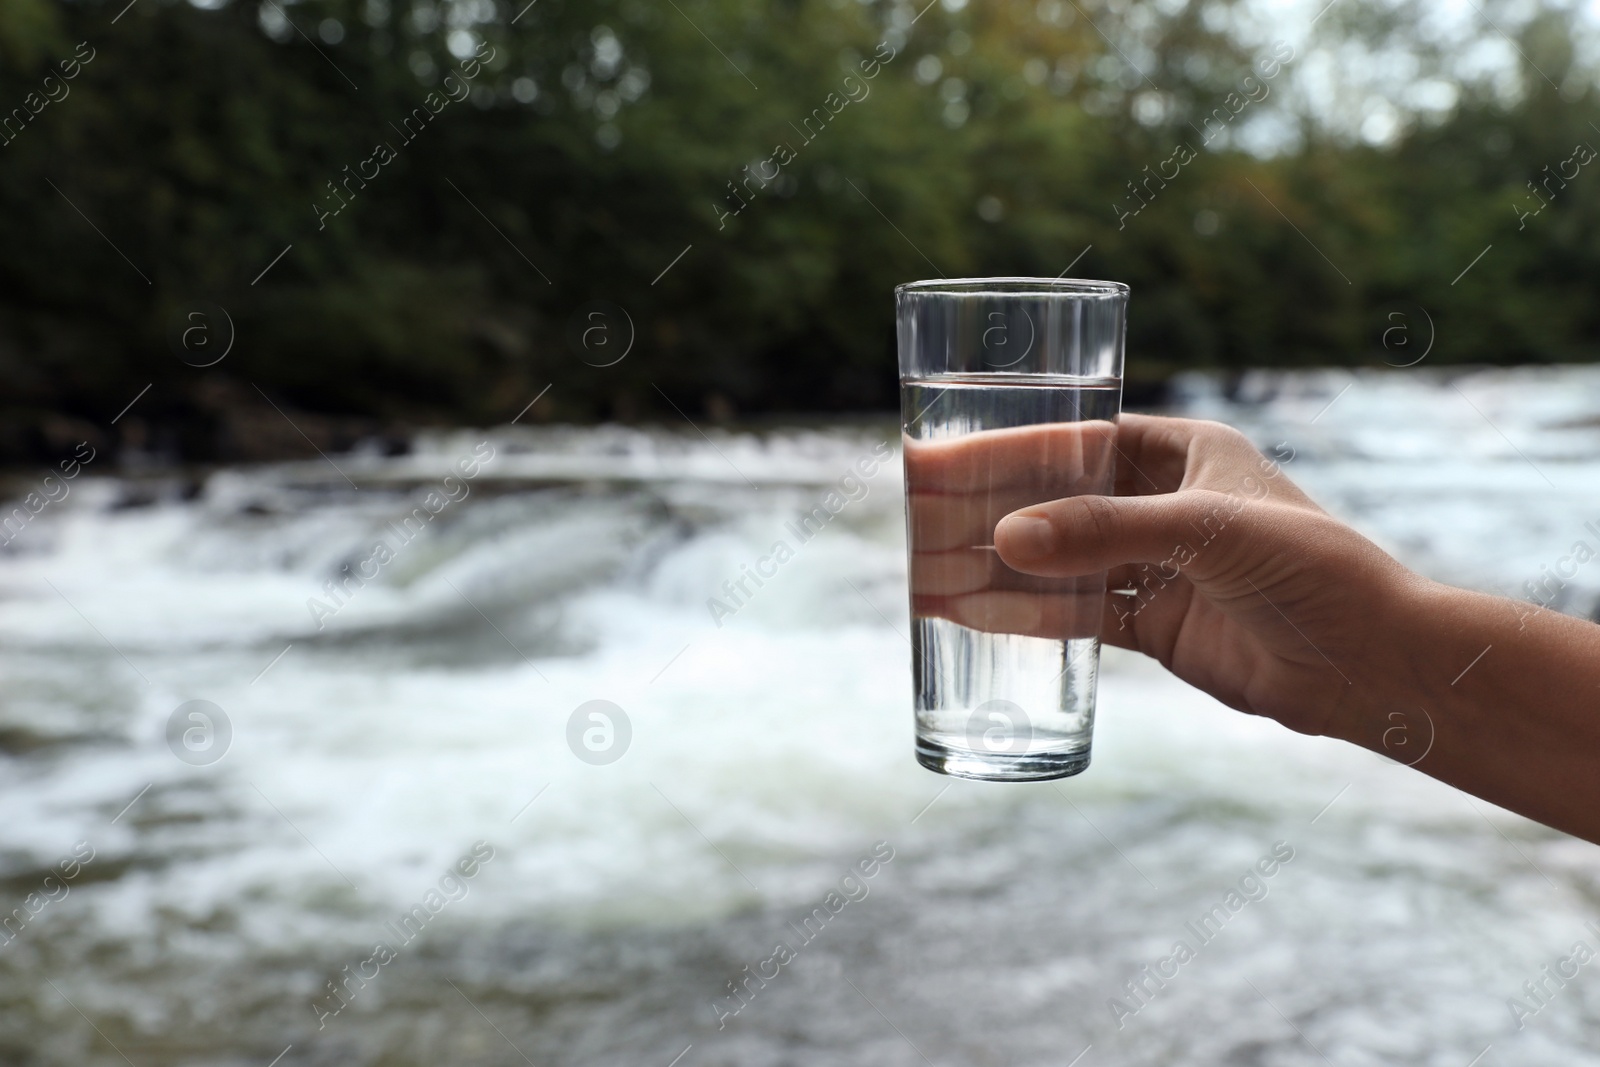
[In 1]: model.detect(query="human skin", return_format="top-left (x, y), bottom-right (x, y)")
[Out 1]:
top-left (905, 419), bottom-right (1118, 641)
top-left (913, 412), bottom-right (1600, 844)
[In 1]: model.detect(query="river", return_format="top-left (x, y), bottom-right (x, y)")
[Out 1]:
top-left (2, 366), bottom-right (1599, 1065)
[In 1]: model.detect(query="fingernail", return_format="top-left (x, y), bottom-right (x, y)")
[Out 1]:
top-left (1000, 516), bottom-right (1054, 561)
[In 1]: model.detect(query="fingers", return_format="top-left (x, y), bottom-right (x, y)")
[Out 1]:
top-left (914, 571), bottom-right (1203, 651)
top-left (904, 421), bottom-right (1118, 552)
top-left (1105, 413), bottom-right (1195, 497)
top-left (995, 490), bottom-right (1262, 580)
top-left (1108, 414), bottom-right (1317, 510)
top-left (905, 414), bottom-right (1321, 645)
top-left (911, 543), bottom-right (1104, 597)
top-left (909, 547), bottom-right (995, 597)
top-left (904, 420), bottom-right (1116, 495)
top-left (907, 412), bottom-right (1307, 507)
top-left (914, 586), bottom-right (1105, 641)
top-left (908, 485), bottom-right (1104, 552)
top-left (906, 493), bottom-right (995, 554)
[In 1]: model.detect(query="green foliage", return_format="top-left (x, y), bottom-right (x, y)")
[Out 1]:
top-left (1, 0), bottom-right (1598, 459)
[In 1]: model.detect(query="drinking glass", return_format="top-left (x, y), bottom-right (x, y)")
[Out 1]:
top-left (897, 278), bottom-right (1128, 781)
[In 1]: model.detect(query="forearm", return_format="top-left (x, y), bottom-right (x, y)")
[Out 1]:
top-left (1331, 579), bottom-right (1600, 842)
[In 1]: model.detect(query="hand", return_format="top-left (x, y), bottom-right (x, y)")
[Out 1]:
top-left (905, 420), bottom-right (1118, 643)
top-left (918, 411), bottom-right (1600, 844)
top-left (987, 413), bottom-right (1422, 738)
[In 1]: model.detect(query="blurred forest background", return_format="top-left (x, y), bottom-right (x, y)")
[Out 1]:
top-left (2, 0), bottom-right (1599, 461)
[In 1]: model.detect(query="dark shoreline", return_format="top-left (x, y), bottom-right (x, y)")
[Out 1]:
top-left (0, 375), bottom-right (1176, 471)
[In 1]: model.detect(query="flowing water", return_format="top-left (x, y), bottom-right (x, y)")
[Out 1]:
top-left (4, 368), bottom-right (1600, 1065)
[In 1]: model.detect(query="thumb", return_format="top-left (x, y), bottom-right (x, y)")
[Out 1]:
top-left (995, 490), bottom-right (1255, 579)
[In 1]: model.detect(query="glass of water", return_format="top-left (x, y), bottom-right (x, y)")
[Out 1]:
top-left (897, 278), bottom-right (1128, 781)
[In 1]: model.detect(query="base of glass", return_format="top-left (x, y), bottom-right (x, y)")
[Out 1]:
top-left (915, 739), bottom-right (1091, 782)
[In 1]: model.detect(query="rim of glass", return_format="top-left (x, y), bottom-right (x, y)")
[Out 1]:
top-left (895, 277), bottom-right (1128, 297)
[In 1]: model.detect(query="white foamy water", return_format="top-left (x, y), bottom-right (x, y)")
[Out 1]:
top-left (4, 368), bottom-right (1600, 1066)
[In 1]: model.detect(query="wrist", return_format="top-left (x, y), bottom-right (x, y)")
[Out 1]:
top-left (1311, 561), bottom-right (1600, 842)
top-left (1319, 572), bottom-right (1460, 753)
